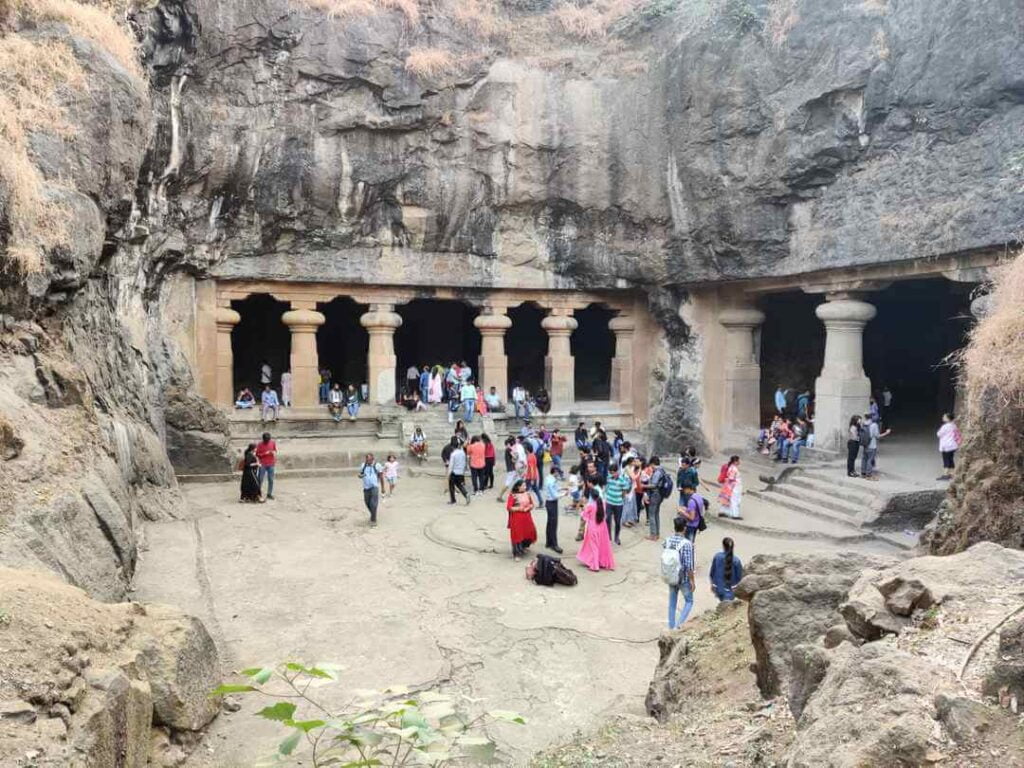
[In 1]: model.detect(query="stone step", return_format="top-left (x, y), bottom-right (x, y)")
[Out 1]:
top-left (747, 489), bottom-right (865, 531)
top-left (799, 469), bottom-right (887, 495)
top-left (764, 482), bottom-right (873, 520)
top-left (783, 473), bottom-right (880, 506)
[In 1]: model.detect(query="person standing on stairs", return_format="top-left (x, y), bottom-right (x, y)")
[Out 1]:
top-left (717, 455), bottom-right (743, 520)
top-left (460, 378), bottom-right (477, 423)
top-left (846, 415), bottom-right (862, 477)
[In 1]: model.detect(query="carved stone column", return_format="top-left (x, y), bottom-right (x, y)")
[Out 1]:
top-left (813, 295), bottom-right (876, 450)
top-left (719, 307), bottom-right (765, 446)
top-left (215, 307), bottom-right (241, 408)
top-left (608, 314), bottom-right (636, 408)
top-left (360, 304), bottom-right (403, 405)
top-left (542, 310), bottom-right (578, 411)
top-left (474, 309), bottom-right (512, 399)
top-left (281, 308), bottom-right (326, 408)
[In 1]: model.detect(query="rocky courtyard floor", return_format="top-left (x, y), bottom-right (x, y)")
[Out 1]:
top-left (133, 474), bottom-right (902, 767)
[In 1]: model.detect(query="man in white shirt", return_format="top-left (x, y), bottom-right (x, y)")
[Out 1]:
top-left (512, 384), bottom-right (529, 420)
top-left (484, 386), bottom-right (502, 412)
top-left (406, 364), bottom-right (419, 393)
top-left (447, 439), bottom-right (471, 505)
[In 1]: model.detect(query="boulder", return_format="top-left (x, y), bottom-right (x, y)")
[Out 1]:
top-left (788, 643), bottom-right (845, 720)
top-left (734, 551), bottom-right (896, 697)
top-left (131, 603), bottom-right (222, 731)
top-left (877, 576), bottom-right (935, 617)
top-left (983, 615), bottom-right (1024, 704)
top-left (839, 578), bottom-right (911, 641)
top-left (787, 643), bottom-right (956, 767)
top-left (934, 693), bottom-right (995, 744)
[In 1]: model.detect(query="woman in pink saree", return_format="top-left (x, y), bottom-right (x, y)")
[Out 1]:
top-left (576, 488), bottom-right (615, 572)
top-left (428, 366), bottom-right (443, 403)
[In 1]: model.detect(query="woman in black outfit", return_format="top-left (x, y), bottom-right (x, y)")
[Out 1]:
top-left (846, 415), bottom-right (862, 478)
top-left (240, 443), bottom-right (262, 502)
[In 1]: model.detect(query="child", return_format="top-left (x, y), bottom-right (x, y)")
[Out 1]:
top-left (383, 454), bottom-right (399, 498)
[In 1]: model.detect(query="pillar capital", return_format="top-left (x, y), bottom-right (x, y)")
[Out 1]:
top-left (473, 313), bottom-right (512, 334)
top-left (718, 308), bottom-right (765, 329)
top-left (608, 315), bottom-right (637, 333)
top-left (970, 294), bottom-right (993, 320)
top-left (541, 315), bottom-right (578, 335)
top-left (815, 298), bottom-right (876, 326)
top-left (215, 307), bottom-right (241, 329)
top-left (360, 309), bottom-right (403, 332)
top-left (281, 309), bottom-right (326, 331)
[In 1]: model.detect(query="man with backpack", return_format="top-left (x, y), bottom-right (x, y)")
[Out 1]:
top-left (661, 518), bottom-right (696, 629)
top-left (676, 485), bottom-right (706, 543)
top-left (644, 456), bottom-right (672, 541)
top-left (358, 453), bottom-right (384, 527)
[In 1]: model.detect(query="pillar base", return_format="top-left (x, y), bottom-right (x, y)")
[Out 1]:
top-left (813, 374), bottom-right (871, 451)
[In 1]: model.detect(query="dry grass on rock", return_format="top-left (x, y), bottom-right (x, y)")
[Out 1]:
top-left (404, 45), bottom-right (455, 77)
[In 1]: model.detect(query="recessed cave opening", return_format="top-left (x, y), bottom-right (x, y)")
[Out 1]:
top-left (863, 278), bottom-right (973, 426)
top-left (316, 297), bottom-right (368, 391)
top-left (758, 291), bottom-right (825, 422)
top-left (230, 293), bottom-right (291, 394)
top-left (507, 302), bottom-right (546, 397)
top-left (395, 299), bottom-right (481, 394)
top-left (572, 304), bottom-right (614, 401)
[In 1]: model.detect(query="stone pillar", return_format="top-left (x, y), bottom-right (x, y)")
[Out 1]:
top-left (719, 307), bottom-right (765, 446)
top-left (360, 304), bottom-right (403, 405)
top-left (281, 308), bottom-right (326, 408)
top-left (542, 310), bottom-right (578, 411)
top-left (813, 295), bottom-right (876, 451)
top-left (215, 307), bottom-right (240, 408)
top-left (608, 314), bottom-right (636, 408)
top-left (474, 310), bottom-right (512, 399)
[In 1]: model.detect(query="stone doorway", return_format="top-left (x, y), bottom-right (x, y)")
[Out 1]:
top-left (316, 297), bottom-right (368, 392)
top-left (758, 291), bottom-right (825, 422)
top-left (230, 293), bottom-right (291, 394)
top-left (572, 304), bottom-right (615, 400)
top-left (506, 302), bottom-right (546, 397)
top-left (395, 299), bottom-right (481, 394)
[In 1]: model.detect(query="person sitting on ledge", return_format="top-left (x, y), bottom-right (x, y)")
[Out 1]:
top-left (235, 387), bottom-right (255, 409)
top-left (484, 386), bottom-right (503, 412)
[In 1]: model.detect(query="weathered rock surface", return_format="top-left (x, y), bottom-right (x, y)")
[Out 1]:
top-left (0, 567), bottom-right (221, 767)
top-left (733, 550), bottom-right (895, 697)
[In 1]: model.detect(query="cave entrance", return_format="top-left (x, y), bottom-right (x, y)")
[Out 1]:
top-left (572, 304), bottom-right (615, 401)
top-left (231, 293), bottom-right (291, 396)
top-left (863, 278), bottom-right (973, 429)
top-left (758, 291), bottom-right (825, 423)
top-left (396, 299), bottom-right (481, 395)
top-left (507, 302), bottom-right (546, 397)
top-left (316, 297), bottom-right (368, 396)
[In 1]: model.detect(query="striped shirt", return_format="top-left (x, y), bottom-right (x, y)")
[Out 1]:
top-left (604, 474), bottom-right (630, 506)
top-left (664, 534), bottom-right (695, 575)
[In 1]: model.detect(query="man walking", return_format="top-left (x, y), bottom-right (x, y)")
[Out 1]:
top-left (447, 438), bottom-right (471, 505)
top-left (460, 378), bottom-right (477, 423)
top-left (542, 470), bottom-right (563, 554)
top-left (645, 456), bottom-right (668, 541)
top-left (255, 432), bottom-right (277, 500)
top-left (664, 518), bottom-right (696, 630)
top-left (260, 384), bottom-right (279, 423)
top-left (358, 453), bottom-right (384, 527)
top-left (604, 464), bottom-right (630, 545)
top-left (861, 413), bottom-right (891, 480)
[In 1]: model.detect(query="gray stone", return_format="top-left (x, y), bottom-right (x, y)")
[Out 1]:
top-left (934, 693), bottom-right (994, 744)
top-left (839, 579), bottom-right (910, 641)
top-left (983, 615), bottom-right (1024, 703)
top-left (0, 700), bottom-right (38, 725)
top-left (822, 623), bottom-right (858, 650)
top-left (877, 576), bottom-right (934, 617)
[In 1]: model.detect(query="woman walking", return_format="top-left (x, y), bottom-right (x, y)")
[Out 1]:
top-left (936, 412), bottom-right (962, 480)
top-left (717, 455), bottom-right (743, 520)
top-left (846, 415), bottom-right (862, 478)
top-left (709, 537), bottom-right (744, 601)
top-left (428, 366), bottom-right (443, 403)
top-left (621, 458), bottom-right (639, 527)
top-left (467, 436), bottom-right (487, 495)
top-left (239, 443), bottom-right (263, 503)
top-left (506, 480), bottom-right (538, 560)
top-left (482, 433), bottom-right (496, 489)
top-left (453, 419), bottom-right (469, 445)
top-left (576, 488), bottom-right (615, 572)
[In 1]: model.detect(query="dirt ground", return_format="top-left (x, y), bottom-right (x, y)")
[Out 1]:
top-left (132, 473), bottom-right (898, 767)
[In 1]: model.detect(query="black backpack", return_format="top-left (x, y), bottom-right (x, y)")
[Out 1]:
top-left (859, 424), bottom-right (872, 447)
top-left (533, 554), bottom-right (577, 587)
top-left (657, 468), bottom-right (674, 497)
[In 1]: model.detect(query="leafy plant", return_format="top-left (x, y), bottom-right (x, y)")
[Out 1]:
top-left (212, 663), bottom-right (526, 766)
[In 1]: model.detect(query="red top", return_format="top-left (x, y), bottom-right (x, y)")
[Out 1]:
top-left (484, 441), bottom-right (496, 460)
top-left (550, 434), bottom-right (565, 456)
top-left (255, 440), bottom-right (277, 467)
top-left (467, 442), bottom-right (486, 470)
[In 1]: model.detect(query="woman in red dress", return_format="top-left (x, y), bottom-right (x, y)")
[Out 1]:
top-left (506, 479), bottom-right (538, 560)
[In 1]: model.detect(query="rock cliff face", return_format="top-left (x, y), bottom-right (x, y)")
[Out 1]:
top-left (2, 0), bottom-right (1023, 595)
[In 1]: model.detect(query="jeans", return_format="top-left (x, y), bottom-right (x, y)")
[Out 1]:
top-left (363, 487), bottom-right (379, 523)
top-left (514, 401), bottom-right (529, 419)
top-left (861, 448), bottom-right (877, 477)
top-left (347, 402), bottom-right (359, 418)
top-left (545, 499), bottom-right (559, 548)
top-left (714, 586), bottom-right (735, 602)
top-left (527, 479), bottom-right (543, 506)
top-left (470, 467), bottom-right (485, 492)
top-left (448, 474), bottom-right (469, 503)
top-left (684, 525), bottom-right (697, 543)
top-left (784, 438), bottom-right (805, 463)
top-left (464, 400), bottom-right (474, 422)
top-left (607, 503), bottom-right (622, 543)
top-left (668, 580), bottom-right (694, 629)
top-left (648, 492), bottom-right (664, 537)
top-left (484, 458), bottom-right (495, 488)
top-left (258, 465), bottom-right (275, 497)
top-left (420, 384), bottom-right (429, 405)
top-left (319, 383), bottom-right (329, 403)
top-left (261, 405), bottom-right (278, 421)
top-left (846, 440), bottom-right (860, 474)
top-left (550, 454), bottom-right (563, 477)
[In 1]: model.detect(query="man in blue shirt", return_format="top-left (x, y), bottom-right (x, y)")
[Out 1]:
top-left (418, 365), bottom-right (431, 405)
top-left (358, 453), bottom-right (384, 527)
top-left (542, 472), bottom-right (564, 554)
top-left (260, 384), bottom-right (279, 423)
top-left (774, 386), bottom-right (787, 415)
top-left (460, 379), bottom-right (477, 423)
